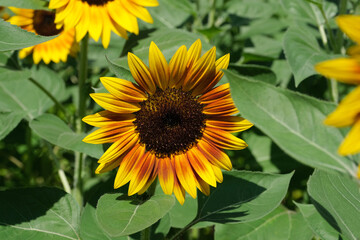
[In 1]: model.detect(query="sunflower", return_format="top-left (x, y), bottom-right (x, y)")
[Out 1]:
top-left (49, 0), bottom-right (159, 48)
top-left (83, 40), bottom-right (253, 204)
top-left (8, 8), bottom-right (76, 64)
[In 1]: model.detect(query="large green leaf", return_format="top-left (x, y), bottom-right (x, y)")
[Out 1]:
top-left (0, 187), bottom-right (80, 240)
top-left (283, 25), bottom-right (329, 86)
top-left (29, 113), bottom-right (104, 159)
top-left (0, 0), bottom-right (48, 9)
top-left (0, 66), bottom-right (65, 120)
top-left (0, 19), bottom-right (56, 52)
top-left (227, 70), bottom-right (357, 177)
top-left (96, 193), bottom-right (175, 237)
top-left (147, 0), bottom-right (194, 28)
top-left (215, 206), bottom-right (313, 240)
top-left (226, 0), bottom-right (277, 19)
top-left (194, 170), bottom-right (292, 224)
top-left (296, 203), bottom-right (341, 240)
top-left (307, 170), bottom-right (360, 240)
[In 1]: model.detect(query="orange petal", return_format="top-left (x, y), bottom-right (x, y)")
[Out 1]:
top-left (82, 111), bottom-right (135, 127)
top-left (83, 124), bottom-right (134, 144)
top-left (173, 176), bottom-right (186, 205)
top-left (90, 93), bottom-right (141, 113)
top-left (128, 52), bottom-right (156, 94)
top-left (199, 83), bottom-right (231, 103)
top-left (100, 77), bottom-right (147, 102)
top-left (95, 156), bottom-right (122, 174)
top-left (114, 144), bottom-right (146, 188)
top-left (194, 173), bottom-right (210, 196)
top-left (206, 116), bottom-right (253, 132)
top-left (187, 148), bottom-right (217, 187)
top-left (97, 131), bottom-right (139, 164)
top-left (128, 151), bottom-right (156, 195)
top-left (203, 53), bottom-right (230, 93)
top-left (174, 154), bottom-right (197, 198)
top-left (203, 127), bottom-right (247, 150)
top-left (203, 96), bottom-right (239, 116)
top-left (158, 157), bottom-right (175, 195)
top-left (149, 41), bottom-right (170, 90)
top-left (197, 140), bottom-right (232, 171)
top-left (211, 165), bottom-right (223, 183)
top-left (138, 158), bottom-right (159, 195)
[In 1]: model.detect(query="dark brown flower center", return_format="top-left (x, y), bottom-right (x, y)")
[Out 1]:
top-left (81, 0), bottom-right (113, 6)
top-left (33, 10), bottom-right (62, 36)
top-left (134, 88), bottom-right (206, 158)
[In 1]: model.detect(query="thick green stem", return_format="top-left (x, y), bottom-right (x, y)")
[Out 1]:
top-left (28, 77), bottom-right (70, 123)
top-left (73, 34), bottom-right (89, 206)
top-left (329, 79), bottom-right (339, 103)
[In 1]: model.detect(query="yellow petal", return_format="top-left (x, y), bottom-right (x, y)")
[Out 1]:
top-left (336, 15), bottom-right (360, 44)
top-left (187, 148), bottom-right (217, 187)
top-left (131, 0), bottom-right (159, 7)
top-left (197, 140), bottom-right (232, 171)
top-left (324, 86), bottom-right (360, 127)
top-left (90, 93), bottom-right (141, 113)
top-left (338, 119), bottom-right (360, 155)
top-left (123, 0), bottom-right (154, 24)
top-left (83, 125), bottom-right (134, 144)
top-left (174, 154), bottom-right (197, 199)
top-left (100, 77), bottom-right (147, 102)
top-left (206, 116), bottom-right (253, 133)
top-left (186, 39), bottom-right (202, 69)
top-left (315, 57), bottom-right (360, 84)
top-left (158, 158), bottom-right (175, 195)
top-left (203, 127), bottom-right (248, 150)
top-left (149, 41), bottom-right (170, 90)
top-left (128, 52), bottom-right (156, 94)
top-left (169, 45), bottom-right (187, 87)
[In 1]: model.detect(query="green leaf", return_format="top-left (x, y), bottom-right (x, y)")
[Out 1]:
top-left (147, 0), bottom-right (194, 28)
top-left (29, 113), bottom-right (104, 159)
top-left (230, 64), bottom-right (277, 85)
top-left (0, 111), bottom-right (25, 141)
top-left (283, 25), bottom-right (329, 86)
top-left (168, 195), bottom-right (198, 228)
top-left (0, 0), bottom-right (48, 10)
top-left (80, 204), bottom-right (125, 240)
top-left (195, 170), bottom-right (292, 223)
top-left (307, 170), bottom-right (360, 240)
top-left (227, 70), bottom-right (357, 177)
top-left (88, 36), bottom-right (125, 68)
top-left (96, 193), bottom-right (175, 237)
top-left (296, 203), bottom-right (341, 240)
top-left (226, 0), bottom-right (276, 19)
top-left (215, 206), bottom-right (313, 240)
top-left (0, 66), bottom-right (65, 120)
top-left (0, 187), bottom-right (80, 240)
top-left (0, 19), bottom-right (56, 52)
top-left (106, 55), bottom-right (134, 83)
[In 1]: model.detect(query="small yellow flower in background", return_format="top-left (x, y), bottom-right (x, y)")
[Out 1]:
top-left (49, 0), bottom-right (159, 48)
top-left (8, 8), bottom-right (76, 64)
top-left (315, 15), bottom-right (360, 157)
top-left (83, 39), bottom-right (253, 204)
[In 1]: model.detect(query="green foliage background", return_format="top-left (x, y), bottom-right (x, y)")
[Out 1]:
top-left (0, 0), bottom-right (359, 239)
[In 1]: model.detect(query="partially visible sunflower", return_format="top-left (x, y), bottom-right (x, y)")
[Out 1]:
top-left (83, 39), bottom-right (253, 204)
top-left (8, 8), bottom-right (76, 64)
top-left (0, 6), bottom-right (10, 20)
top-left (315, 15), bottom-right (360, 177)
top-left (49, 0), bottom-right (159, 48)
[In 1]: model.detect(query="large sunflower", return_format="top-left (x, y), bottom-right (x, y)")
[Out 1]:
top-left (49, 0), bottom-right (159, 48)
top-left (8, 8), bottom-right (76, 64)
top-left (83, 40), bottom-right (253, 204)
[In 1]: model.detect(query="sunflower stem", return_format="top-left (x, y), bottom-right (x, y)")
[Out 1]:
top-left (73, 34), bottom-right (89, 206)
top-left (169, 219), bottom-right (200, 240)
top-left (28, 77), bottom-right (70, 123)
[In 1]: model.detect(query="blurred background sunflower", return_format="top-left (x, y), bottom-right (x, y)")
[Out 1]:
top-left (8, 7), bottom-right (77, 64)
top-left (49, 0), bottom-right (159, 48)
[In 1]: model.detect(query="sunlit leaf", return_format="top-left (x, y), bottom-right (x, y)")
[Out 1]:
top-left (227, 70), bottom-right (357, 177)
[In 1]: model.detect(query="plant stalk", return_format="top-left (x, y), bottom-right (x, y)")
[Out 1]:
top-left (140, 180), bottom-right (158, 240)
top-left (73, 34), bottom-right (89, 206)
